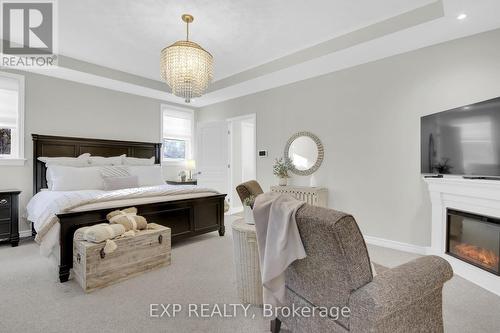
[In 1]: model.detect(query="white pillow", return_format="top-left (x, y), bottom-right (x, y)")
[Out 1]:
top-left (38, 153), bottom-right (90, 167)
top-left (128, 166), bottom-right (164, 187)
top-left (123, 156), bottom-right (155, 166)
top-left (48, 166), bottom-right (104, 191)
top-left (43, 153), bottom-right (90, 190)
top-left (89, 154), bottom-right (125, 166)
top-left (103, 175), bottom-right (139, 191)
top-left (46, 168), bottom-right (54, 190)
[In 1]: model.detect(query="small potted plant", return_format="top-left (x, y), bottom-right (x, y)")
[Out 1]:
top-left (242, 195), bottom-right (256, 224)
top-left (273, 157), bottom-right (292, 186)
top-left (178, 170), bottom-right (187, 182)
top-left (433, 158), bottom-right (453, 174)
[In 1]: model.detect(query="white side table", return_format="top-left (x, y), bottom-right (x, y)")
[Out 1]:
top-left (231, 218), bottom-right (263, 305)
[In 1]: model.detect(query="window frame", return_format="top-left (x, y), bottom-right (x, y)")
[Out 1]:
top-left (0, 71), bottom-right (25, 166)
top-left (160, 105), bottom-right (195, 166)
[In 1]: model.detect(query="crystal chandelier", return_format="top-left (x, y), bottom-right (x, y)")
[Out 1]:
top-left (160, 14), bottom-right (213, 103)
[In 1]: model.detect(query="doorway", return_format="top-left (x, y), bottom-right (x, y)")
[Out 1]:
top-left (227, 114), bottom-right (256, 214)
top-left (196, 114), bottom-right (256, 214)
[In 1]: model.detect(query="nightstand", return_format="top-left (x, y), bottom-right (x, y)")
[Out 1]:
top-left (166, 180), bottom-right (197, 185)
top-left (0, 190), bottom-right (21, 247)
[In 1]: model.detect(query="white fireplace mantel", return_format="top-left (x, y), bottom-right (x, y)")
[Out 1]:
top-left (424, 176), bottom-right (500, 296)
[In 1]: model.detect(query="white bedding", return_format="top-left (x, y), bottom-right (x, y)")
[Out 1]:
top-left (27, 184), bottom-right (219, 257)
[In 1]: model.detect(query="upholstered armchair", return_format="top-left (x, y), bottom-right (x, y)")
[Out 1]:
top-left (236, 180), bottom-right (264, 207)
top-left (271, 205), bottom-right (453, 333)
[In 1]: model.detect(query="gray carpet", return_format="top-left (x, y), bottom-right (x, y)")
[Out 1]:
top-left (0, 216), bottom-right (499, 332)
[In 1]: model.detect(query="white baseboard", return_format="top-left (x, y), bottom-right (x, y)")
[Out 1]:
top-left (364, 235), bottom-right (430, 255)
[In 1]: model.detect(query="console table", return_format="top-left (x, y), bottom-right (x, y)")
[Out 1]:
top-left (270, 185), bottom-right (328, 207)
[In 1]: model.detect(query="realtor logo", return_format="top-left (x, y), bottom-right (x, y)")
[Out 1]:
top-left (1, 0), bottom-right (57, 67)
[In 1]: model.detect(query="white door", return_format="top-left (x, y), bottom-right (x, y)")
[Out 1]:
top-left (240, 120), bottom-right (256, 181)
top-left (196, 121), bottom-right (229, 195)
top-left (227, 115), bottom-right (257, 213)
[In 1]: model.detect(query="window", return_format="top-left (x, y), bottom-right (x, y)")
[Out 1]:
top-left (161, 106), bottom-right (194, 163)
top-left (0, 72), bottom-right (24, 165)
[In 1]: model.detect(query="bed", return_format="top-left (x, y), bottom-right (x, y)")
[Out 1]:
top-left (30, 134), bottom-right (226, 282)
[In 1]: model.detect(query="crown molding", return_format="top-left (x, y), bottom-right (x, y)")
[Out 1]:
top-left (3, 0), bottom-right (500, 108)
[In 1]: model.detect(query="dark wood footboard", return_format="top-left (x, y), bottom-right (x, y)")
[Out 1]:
top-left (57, 194), bottom-right (226, 282)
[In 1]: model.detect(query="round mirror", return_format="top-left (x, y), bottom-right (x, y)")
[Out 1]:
top-left (284, 132), bottom-right (324, 176)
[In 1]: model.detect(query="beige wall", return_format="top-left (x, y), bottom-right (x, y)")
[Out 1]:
top-left (0, 71), bottom-right (185, 234)
top-left (198, 28), bottom-right (500, 247)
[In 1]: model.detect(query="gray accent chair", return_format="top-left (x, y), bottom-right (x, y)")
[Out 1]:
top-left (271, 204), bottom-right (453, 333)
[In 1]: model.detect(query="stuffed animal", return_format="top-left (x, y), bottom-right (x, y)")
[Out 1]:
top-left (106, 207), bottom-right (147, 231)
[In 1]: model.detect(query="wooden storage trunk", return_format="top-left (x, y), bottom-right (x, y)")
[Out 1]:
top-left (73, 223), bottom-right (171, 292)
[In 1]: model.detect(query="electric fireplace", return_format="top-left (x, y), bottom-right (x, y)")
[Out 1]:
top-left (446, 209), bottom-right (500, 275)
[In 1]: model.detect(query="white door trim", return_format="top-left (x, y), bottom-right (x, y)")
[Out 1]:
top-left (226, 113), bottom-right (257, 122)
top-left (227, 120), bottom-right (234, 213)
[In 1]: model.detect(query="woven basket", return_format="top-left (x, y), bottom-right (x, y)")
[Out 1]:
top-left (231, 218), bottom-right (263, 305)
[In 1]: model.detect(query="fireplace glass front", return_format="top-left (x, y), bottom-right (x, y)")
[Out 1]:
top-left (446, 209), bottom-right (500, 275)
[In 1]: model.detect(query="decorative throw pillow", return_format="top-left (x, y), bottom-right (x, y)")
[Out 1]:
top-left (89, 154), bottom-right (125, 166)
top-left (99, 166), bottom-right (136, 190)
top-left (100, 166), bottom-right (130, 177)
top-left (123, 156), bottom-right (155, 166)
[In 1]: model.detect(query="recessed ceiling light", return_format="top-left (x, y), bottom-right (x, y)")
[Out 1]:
top-left (457, 13), bottom-right (467, 20)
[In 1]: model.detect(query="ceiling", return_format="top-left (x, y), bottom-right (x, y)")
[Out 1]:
top-left (28, 0), bottom-right (500, 106)
top-left (59, 0), bottom-right (435, 81)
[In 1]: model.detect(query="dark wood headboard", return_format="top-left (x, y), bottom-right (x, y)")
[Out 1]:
top-left (32, 134), bottom-right (162, 194)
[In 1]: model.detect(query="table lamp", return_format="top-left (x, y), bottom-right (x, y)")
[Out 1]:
top-left (186, 159), bottom-right (196, 180)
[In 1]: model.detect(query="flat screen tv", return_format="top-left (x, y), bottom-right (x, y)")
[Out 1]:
top-left (421, 96), bottom-right (500, 177)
